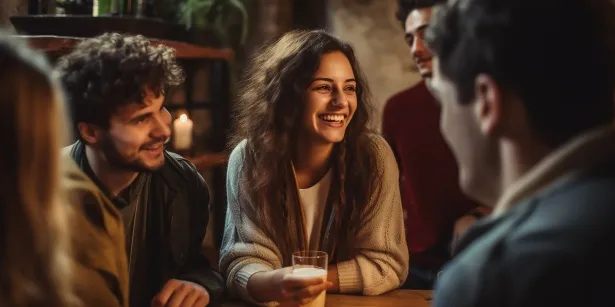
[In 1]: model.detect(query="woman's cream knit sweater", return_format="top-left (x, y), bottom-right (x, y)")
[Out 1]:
top-left (219, 135), bottom-right (409, 305)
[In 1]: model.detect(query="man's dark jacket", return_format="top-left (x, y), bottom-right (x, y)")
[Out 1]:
top-left (66, 140), bottom-right (224, 306)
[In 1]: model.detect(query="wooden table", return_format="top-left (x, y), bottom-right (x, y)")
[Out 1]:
top-left (221, 290), bottom-right (433, 307)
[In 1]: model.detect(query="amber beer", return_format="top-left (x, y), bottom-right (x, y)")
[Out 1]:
top-left (292, 251), bottom-right (328, 307)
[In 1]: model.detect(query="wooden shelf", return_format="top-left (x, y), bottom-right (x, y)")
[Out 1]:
top-left (10, 15), bottom-right (234, 60)
top-left (16, 35), bottom-right (234, 60)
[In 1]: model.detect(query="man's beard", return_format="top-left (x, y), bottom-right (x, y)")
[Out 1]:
top-left (99, 134), bottom-right (166, 172)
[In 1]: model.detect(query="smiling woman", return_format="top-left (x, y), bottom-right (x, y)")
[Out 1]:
top-left (220, 29), bottom-right (409, 306)
top-left (300, 51), bottom-right (358, 145)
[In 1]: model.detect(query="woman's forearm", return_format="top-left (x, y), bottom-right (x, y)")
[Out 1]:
top-left (327, 265), bottom-right (340, 293)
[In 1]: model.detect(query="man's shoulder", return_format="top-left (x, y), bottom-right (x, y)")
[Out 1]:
top-left (514, 164), bottom-right (615, 246)
top-left (61, 154), bottom-right (99, 197)
top-left (164, 150), bottom-right (195, 170)
top-left (457, 168), bottom-right (615, 267)
top-left (385, 82), bottom-right (432, 109)
top-left (160, 151), bottom-right (201, 184)
top-left (436, 206), bottom-right (563, 307)
top-left (457, 162), bottom-right (615, 253)
top-left (61, 154), bottom-right (123, 225)
top-left (383, 82), bottom-right (437, 129)
top-left (437, 169), bottom-right (615, 307)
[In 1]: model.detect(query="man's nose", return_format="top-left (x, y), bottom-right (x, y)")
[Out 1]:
top-left (152, 109), bottom-right (171, 138)
top-left (412, 37), bottom-right (429, 59)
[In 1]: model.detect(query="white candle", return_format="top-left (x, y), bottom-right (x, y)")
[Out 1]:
top-left (173, 114), bottom-right (193, 150)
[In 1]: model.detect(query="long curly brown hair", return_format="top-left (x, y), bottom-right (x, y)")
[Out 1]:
top-left (230, 30), bottom-right (380, 265)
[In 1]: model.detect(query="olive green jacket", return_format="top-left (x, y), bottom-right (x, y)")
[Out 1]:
top-left (63, 156), bottom-right (129, 307)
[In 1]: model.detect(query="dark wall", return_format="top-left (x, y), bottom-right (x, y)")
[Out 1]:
top-left (292, 0), bottom-right (327, 30)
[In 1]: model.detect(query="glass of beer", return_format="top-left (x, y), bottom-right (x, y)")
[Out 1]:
top-left (292, 251), bottom-right (328, 307)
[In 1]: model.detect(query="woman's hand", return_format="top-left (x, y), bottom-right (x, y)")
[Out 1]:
top-left (279, 268), bottom-right (331, 305)
top-left (248, 267), bottom-right (332, 305)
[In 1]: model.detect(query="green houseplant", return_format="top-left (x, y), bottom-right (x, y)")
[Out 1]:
top-left (177, 0), bottom-right (248, 48)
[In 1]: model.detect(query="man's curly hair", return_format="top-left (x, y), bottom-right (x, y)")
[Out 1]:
top-left (56, 32), bottom-right (185, 129)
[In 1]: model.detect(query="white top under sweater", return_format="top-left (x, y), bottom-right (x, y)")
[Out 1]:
top-left (298, 168), bottom-right (332, 250)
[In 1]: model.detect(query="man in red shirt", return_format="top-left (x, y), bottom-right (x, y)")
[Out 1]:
top-left (382, 0), bottom-right (490, 289)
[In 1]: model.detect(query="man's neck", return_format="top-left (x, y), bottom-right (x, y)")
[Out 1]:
top-left (500, 137), bottom-right (551, 194)
top-left (85, 145), bottom-right (139, 197)
top-left (293, 137), bottom-right (334, 189)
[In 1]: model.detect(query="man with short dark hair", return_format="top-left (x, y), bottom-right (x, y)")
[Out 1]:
top-left (382, 0), bottom-right (488, 290)
top-left (426, 0), bottom-right (615, 305)
top-left (57, 33), bottom-right (224, 307)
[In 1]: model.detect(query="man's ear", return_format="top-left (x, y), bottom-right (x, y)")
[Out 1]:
top-left (473, 74), bottom-right (503, 137)
top-left (77, 122), bottom-right (102, 145)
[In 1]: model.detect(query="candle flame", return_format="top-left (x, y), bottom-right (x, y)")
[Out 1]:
top-left (179, 114), bottom-right (188, 122)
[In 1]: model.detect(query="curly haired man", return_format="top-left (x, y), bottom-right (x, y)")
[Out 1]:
top-left (57, 33), bottom-right (224, 307)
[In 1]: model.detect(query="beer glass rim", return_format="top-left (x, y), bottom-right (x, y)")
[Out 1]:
top-left (292, 250), bottom-right (328, 259)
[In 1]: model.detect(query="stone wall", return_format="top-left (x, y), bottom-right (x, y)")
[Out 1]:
top-left (328, 0), bottom-right (421, 131)
top-left (0, 0), bottom-right (26, 30)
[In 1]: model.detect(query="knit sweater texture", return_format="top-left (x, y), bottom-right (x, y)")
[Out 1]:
top-left (219, 135), bottom-right (409, 305)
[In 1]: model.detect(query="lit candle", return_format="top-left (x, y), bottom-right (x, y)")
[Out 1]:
top-left (173, 114), bottom-right (193, 150)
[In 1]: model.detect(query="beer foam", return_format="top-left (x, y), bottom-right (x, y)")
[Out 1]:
top-left (292, 267), bottom-right (327, 278)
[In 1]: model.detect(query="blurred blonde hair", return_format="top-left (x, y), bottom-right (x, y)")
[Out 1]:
top-left (0, 34), bottom-right (75, 306)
